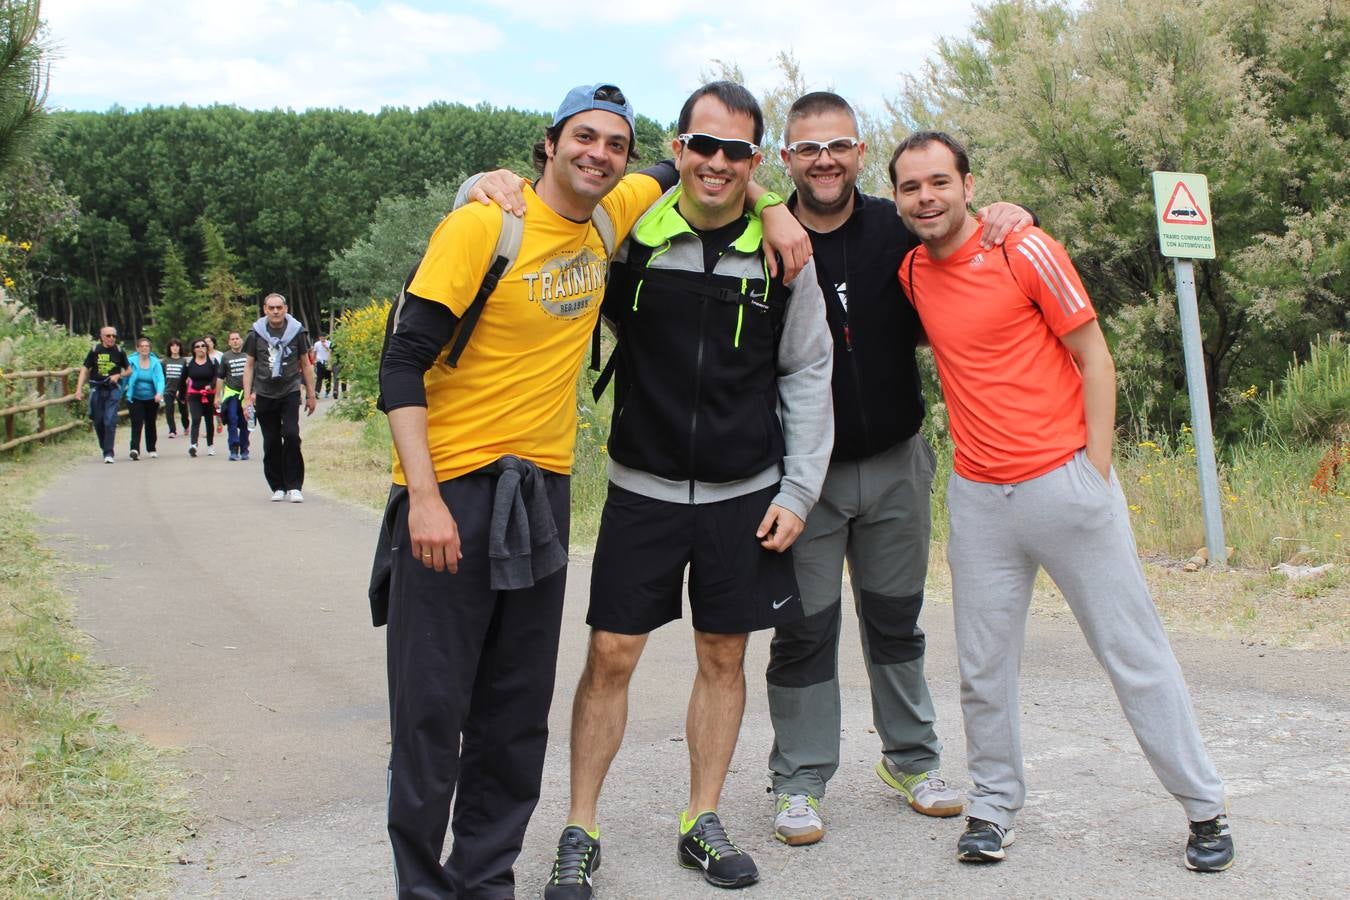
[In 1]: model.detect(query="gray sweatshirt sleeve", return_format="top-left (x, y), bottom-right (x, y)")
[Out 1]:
top-left (772, 257), bottom-right (834, 521)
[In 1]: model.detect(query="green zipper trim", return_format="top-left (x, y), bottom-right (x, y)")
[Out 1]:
top-left (632, 279), bottom-right (643, 312)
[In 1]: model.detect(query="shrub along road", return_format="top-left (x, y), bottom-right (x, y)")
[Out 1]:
top-left (33, 433), bottom-right (1350, 898)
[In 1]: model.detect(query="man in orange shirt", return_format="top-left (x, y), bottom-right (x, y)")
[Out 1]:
top-left (890, 131), bottom-right (1233, 873)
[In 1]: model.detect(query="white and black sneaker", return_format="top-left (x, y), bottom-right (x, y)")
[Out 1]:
top-left (957, 817), bottom-right (1014, 863)
top-left (1185, 814), bottom-right (1234, 872)
top-left (678, 811), bottom-right (758, 888)
top-left (544, 825), bottom-right (601, 899)
top-left (128, 448), bottom-right (139, 461)
top-left (188, 443), bottom-right (198, 457)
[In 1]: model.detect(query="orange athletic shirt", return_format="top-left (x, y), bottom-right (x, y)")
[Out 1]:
top-left (900, 224), bottom-right (1097, 484)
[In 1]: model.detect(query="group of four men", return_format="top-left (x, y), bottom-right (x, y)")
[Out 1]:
top-left (372, 80), bottom-right (1235, 898)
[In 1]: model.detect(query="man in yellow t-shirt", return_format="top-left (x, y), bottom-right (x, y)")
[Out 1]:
top-left (373, 83), bottom-right (674, 899)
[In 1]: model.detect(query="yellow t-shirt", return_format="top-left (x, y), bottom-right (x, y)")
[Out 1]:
top-left (393, 174), bottom-right (661, 483)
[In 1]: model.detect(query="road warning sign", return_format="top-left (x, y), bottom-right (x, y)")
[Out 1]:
top-left (1162, 182), bottom-right (1208, 225)
top-left (1152, 171), bottom-right (1215, 259)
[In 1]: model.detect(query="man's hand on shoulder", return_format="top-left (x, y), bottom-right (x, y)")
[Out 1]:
top-left (469, 169), bottom-right (528, 217)
top-left (975, 202), bottom-right (1035, 249)
top-left (757, 504), bottom-right (805, 552)
top-left (761, 203), bottom-right (812, 284)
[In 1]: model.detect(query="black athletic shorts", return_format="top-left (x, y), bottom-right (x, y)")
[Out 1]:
top-left (588, 482), bottom-right (804, 635)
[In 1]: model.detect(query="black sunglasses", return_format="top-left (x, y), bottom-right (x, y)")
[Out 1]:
top-left (678, 133), bottom-right (759, 161)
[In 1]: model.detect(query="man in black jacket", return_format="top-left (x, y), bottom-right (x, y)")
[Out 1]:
top-left (765, 92), bottom-right (1034, 846)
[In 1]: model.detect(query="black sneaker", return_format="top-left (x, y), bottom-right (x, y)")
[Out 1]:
top-left (128, 448), bottom-right (139, 461)
top-left (544, 826), bottom-right (601, 899)
top-left (957, 816), bottom-right (1014, 863)
top-left (677, 811), bottom-right (758, 889)
top-left (1185, 815), bottom-right (1234, 872)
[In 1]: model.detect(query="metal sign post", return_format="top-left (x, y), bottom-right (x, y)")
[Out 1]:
top-left (1151, 171), bottom-right (1226, 567)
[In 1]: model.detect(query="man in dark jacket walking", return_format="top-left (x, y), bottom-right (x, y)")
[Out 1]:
top-left (242, 293), bottom-right (316, 502)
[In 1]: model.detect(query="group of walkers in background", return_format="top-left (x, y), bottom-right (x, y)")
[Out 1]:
top-left (77, 294), bottom-right (327, 504)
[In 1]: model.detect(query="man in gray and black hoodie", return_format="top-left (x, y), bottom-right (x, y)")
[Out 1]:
top-left (543, 81), bottom-right (833, 897)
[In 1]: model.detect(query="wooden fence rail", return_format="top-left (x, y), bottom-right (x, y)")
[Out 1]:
top-left (0, 366), bottom-right (86, 453)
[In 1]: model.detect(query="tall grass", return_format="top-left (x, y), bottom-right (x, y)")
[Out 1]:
top-left (0, 440), bottom-right (184, 896)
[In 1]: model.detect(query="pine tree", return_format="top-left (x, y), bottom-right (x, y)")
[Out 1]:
top-left (198, 217), bottom-right (255, 339)
top-left (0, 0), bottom-right (48, 178)
top-left (147, 243), bottom-right (204, 349)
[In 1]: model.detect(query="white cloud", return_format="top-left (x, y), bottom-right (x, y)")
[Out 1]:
top-left (42, 0), bottom-right (979, 118)
top-left (45, 0), bottom-right (506, 111)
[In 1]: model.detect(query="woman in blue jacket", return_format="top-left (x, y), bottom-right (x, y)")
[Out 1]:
top-left (124, 336), bottom-right (165, 460)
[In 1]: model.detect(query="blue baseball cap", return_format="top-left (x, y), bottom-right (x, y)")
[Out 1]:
top-left (552, 83), bottom-right (636, 140)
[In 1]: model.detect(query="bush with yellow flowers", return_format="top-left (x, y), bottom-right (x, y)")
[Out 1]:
top-left (329, 299), bottom-right (390, 420)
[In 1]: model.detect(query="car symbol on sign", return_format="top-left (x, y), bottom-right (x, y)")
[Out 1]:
top-left (1170, 209), bottom-right (1199, 218)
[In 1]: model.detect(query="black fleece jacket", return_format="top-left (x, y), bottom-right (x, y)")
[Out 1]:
top-left (795, 188), bottom-right (926, 462)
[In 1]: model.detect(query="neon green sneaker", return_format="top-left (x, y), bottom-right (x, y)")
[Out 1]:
top-left (875, 759), bottom-right (964, 817)
top-left (773, 793), bottom-right (824, 845)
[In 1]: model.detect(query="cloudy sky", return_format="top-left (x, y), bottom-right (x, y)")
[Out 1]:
top-left (44, 0), bottom-right (979, 124)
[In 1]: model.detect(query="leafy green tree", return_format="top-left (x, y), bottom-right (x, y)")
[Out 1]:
top-left (893, 0), bottom-right (1348, 438)
top-left (327, 180), bottom-right (462, 307)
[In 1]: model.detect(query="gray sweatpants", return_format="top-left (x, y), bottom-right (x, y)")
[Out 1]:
top-left (948, 449), bottom-right (1226, 828)
top-left (767, 435), bottom-right (942, 798)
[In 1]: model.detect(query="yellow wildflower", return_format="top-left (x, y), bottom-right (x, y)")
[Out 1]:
top-left (19, 240), bottom-right (31, 252)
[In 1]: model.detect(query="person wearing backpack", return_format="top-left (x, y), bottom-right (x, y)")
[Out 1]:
top-left (242, 293), bottom-right (316, 502)
top-left (369, 82), bottom-right (670, 900)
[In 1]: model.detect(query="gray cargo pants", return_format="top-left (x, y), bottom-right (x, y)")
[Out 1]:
top-left (767, 434), bottom-right (943, 798)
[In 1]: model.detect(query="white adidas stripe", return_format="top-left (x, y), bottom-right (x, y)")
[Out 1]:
top-left (1017, 234), bottom-right (1087, 317)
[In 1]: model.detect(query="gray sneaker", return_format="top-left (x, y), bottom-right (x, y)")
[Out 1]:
top-left (772, 793), bottom-right (824, 845)
top-left (876, 759), bottom-right (964, 817)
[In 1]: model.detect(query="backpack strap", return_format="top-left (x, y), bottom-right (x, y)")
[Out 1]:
top-left (591, 240), bottom-right (656, 401)
top-left (588, 204), bottom-right (618, 373)
top-left (443, 210), bottom-right (524, 368)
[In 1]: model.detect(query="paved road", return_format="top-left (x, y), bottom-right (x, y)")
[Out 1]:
top-left (35, 428), bottom-right (1350, 898)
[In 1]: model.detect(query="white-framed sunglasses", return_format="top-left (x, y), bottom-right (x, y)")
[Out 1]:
top-left (785, 137), bottom-right (861, 160)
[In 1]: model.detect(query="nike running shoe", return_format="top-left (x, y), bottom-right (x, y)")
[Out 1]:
top-left (773, 793), bottom-right (824, 845)
top-left (544, 825), bottom-right (601, 899)
top-left (876, 759), bottom-right (964, 817)
top-left (678, 811), bottom-right (758, 888)
top-left (1185, 814), bottom-right (1234, 872)
top-left (957, 817), bottom-right (1014, 863)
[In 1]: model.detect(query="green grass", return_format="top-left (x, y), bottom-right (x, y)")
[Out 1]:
top-left (0, 438), bottom-right (184, 897)
top-left (917, 414), bottom-right (1348, 568)
top-left (1115, 432), bottom-right (1348, 567)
